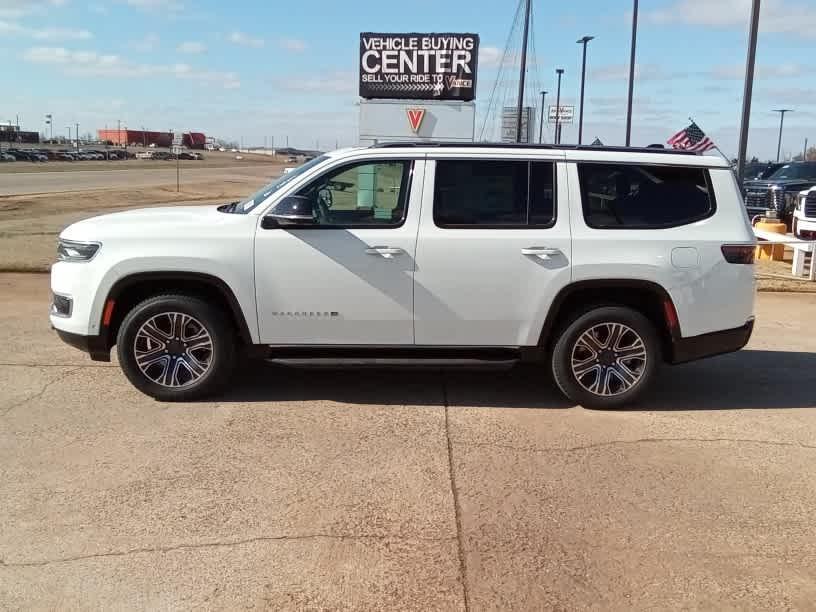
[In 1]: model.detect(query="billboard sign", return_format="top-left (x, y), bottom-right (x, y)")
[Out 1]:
top-left (359, 32), bottom-right (479, 101)
top-left (548, 105), bottom-right (575, 124)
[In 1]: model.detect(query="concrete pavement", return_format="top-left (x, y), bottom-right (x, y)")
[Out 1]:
top-left (1, 273), bottom-right (815, 610)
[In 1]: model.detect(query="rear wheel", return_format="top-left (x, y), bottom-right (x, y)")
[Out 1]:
top-left (116, 294), bottom-right (236, 401)
top-left (551, 306), bottom-right (659, 409)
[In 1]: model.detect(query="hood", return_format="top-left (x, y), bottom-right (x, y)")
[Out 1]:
top-left (744, 178), bottom-right (813, 191)
top-left (59, 204), bottom-right (253, 242)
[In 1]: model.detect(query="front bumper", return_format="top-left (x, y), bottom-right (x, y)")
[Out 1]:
top-left (55, 329), bottom-right (111, 362)
top-left (670, 319), bottom-right (754, 364)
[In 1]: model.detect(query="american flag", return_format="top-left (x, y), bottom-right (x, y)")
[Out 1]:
top-left (667, 122), bottom-right (715, 152)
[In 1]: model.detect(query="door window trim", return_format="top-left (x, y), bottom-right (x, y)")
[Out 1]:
top-left (431, 159), bottom-right (559, 230)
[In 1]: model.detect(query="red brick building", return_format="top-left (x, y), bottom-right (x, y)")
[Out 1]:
top-left (97, 129), bottom-right (207, 149)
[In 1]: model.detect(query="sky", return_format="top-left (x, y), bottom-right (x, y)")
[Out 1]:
top-left (1, 0), bottom-right (814, 160)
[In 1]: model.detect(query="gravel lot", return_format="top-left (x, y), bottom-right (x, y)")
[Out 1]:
top-left (1, 273), bottom-right (815, 610)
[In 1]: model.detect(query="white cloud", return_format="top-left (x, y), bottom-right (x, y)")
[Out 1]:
top-left (648, 0), bottom-right (816, 38)
top-left (0, 0), bottom-right (67, 19)
top-left (591, 63), bottom-right (683, 82)
top-left (228, 30), bottom-right (264, 48)
top-left (278, 38), bottom-right (306, 53)
top-left (23, 46), bottom-right (240, 89)
top-left (478, 46), bottom-right (503, 69)
top-left (177, 40), bottom-right (205, 54)
top-left (124, 0), bottom-right (181, 10)
top-left (277, 71), bottom-right (356, 94)
top-left (129, 32), bottom-right (159, 52)
top-left (709, 63), bottom-right (814, 80)
top-left (0, 19), bottom-right (91, 40)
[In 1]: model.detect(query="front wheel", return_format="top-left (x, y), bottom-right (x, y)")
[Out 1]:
top-left (116, 294), bottom-right (236, 401)
top-left (551, 306), bottom-right (660, 409)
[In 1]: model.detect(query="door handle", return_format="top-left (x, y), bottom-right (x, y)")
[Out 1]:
top-left (521, 247), bottom-right (562, 260)
top-left (365, 246), bottom-right (404, 259)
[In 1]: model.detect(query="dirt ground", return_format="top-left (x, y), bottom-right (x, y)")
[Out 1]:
top-left (1, 274), bottom-right (815, 609)
top-left (0, 168), bottom-right (279, 272)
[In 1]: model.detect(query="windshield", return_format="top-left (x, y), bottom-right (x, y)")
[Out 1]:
top-left (237, 155), bottom-right (329, 213)
top-left (768, 163), bottom-right (816, 181)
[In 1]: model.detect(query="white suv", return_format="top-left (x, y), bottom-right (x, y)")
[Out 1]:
top-left (50, 143), bottom-right (756, 408)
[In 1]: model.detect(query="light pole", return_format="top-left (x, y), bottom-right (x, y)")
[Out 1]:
top-left (538, 91), bottom-right (547, 143)
top-left (75, 122), bottom-right (79, 151)
top-left (142, 126), bottom-right (147, 147)
top-left (736, 0), bottom-right (760, 185)
top-left (576, 36), bottom-right (594, 145)
top-left (774, 109), bottom-right (792, 162)
top-left (554, 69), bottom-right (564, 144)
top-left (625, 0), bottom-right (639, 146)
top-left (66, 126), bottom-right (71, 145)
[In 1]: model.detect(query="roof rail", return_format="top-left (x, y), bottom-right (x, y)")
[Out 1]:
top-left (369, 141), bottom-right (699, 156)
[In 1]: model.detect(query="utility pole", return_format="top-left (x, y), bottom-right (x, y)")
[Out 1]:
top-left (538, 91), bottom-right (547, 143)
top-left (554, 69), bottom-right (564, 144)
top-left (625, 0), bottom-right (639, 146)
top-left (774, 109), bottom-right (792, 162)
top-left (805, 138), bottom-right (809, 161)
top-left (515, 0), bottom-right (532, 143)
top-left (736, 0), bottom-right (760, 185)
top-left (576, 36), bottom-right (594, 145)
top-left (142, 126), bottom-right (146, 147)
top-left (117, 119), bottom-right (121, 147)
top-left (75, 122), bottom-right (79, 151)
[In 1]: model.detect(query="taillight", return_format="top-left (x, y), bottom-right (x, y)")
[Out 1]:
top-left (721, 244), bottom-right (756, 264)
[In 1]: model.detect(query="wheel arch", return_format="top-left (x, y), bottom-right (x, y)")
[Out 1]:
top-left (538, 279), bottom-right (680, 362)
top-left (100, 272), bottom-right (255, 351)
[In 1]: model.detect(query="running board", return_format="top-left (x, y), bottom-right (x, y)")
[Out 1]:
top-left (268, 357), bottom-right (519, 369)
top-left (263, 346), bottom-right (525, 369)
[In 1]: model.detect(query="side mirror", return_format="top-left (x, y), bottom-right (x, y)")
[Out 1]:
top-left (261, 195), bottom-right (315, 228)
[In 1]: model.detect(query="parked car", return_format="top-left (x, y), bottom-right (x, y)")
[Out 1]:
top-left (58, 153), bottom-right (76, 161)
top-left (0, 152), bottom-right (15, 162)
top-left (742, 162), bottom-right (783, 181)
top-left (50, 142), bottom-right (756, 408)
top-left (743, 161), bottom-right (816, 220)
top-left (135, 152), bottom-right (153, 160)
top-left (792, 187), bottom-right (816, 240)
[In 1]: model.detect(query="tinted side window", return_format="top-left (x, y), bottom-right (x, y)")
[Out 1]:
top-left (295, 160), bottom-right (411, 227)
top-left (433, 160), bottom-right (556, 227)
top-left (578, 163), bottom-right (714, 229)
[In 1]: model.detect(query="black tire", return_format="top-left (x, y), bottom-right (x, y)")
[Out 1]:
top-left (551, 306), bottom-right (659, 409)
top-left (116, 294), bottom-right (236, 401)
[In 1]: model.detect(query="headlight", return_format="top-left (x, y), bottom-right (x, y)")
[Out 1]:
top-left (57, 239), bottom-right (101, 262)
top-left (796, 195), bottom-right (805, 211)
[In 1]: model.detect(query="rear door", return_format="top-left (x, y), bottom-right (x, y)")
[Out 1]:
top-left (413, 155), bottom-right (572, 346)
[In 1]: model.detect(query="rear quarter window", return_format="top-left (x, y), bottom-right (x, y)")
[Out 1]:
top-left (578, 163), bottom-right (715, 229)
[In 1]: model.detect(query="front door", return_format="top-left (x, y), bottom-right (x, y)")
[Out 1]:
top-left (254, 158), bottom-right (423, 345)
top-left (414, 157), bottom-right (572, 346)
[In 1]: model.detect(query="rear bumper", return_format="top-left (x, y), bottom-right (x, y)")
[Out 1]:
top-left (670, 319), bottom-right (754, 365)
top-left (55, 329), bottom-right (111, 362)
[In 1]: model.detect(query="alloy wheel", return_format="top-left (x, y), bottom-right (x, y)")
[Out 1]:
top-left (133, 312), bottom-right (213, 388)
top-left (570, 322), bottom-right (647, 397)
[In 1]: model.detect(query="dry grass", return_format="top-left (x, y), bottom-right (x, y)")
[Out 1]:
top-left (0, 179), bottom-right (266, 272)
